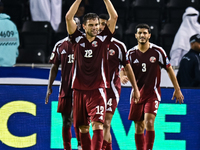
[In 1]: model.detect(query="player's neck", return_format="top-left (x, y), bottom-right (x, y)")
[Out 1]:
top-left (138, 42), bottom-right (150, 53)
top-left (86, 34), bottom-right (96, 42)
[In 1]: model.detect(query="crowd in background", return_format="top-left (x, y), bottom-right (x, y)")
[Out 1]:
top-left (1, 0), bottom-right (200, 87)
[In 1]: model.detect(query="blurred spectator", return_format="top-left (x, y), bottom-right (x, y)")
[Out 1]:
top-left (0, 1), bottom-right (19, 66)
top-left (177, 34), bottom-right (200, 87)
top-left (170, 7), bottom-right (200, 67)
top-left (29, 0), bottom-right (62, 31)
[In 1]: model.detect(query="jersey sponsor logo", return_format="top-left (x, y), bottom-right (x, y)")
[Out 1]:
top-left (80, 43), bottom-right (85, 48)
top-left (154, 110), bottom-right (157, 114)
top-left (109, 49), bottom-right (115, 56)
top-left (50, 53), bottom-right (55, 60)
top-left (133, 59), bottom-right (139, 64)
top-left (98, 116), bottom-right (103, 120)
top-left (150, 56), bottom-right (156, 63)
top-left (92, 41), bottom-right (98, 47)
top-left (61, 49), bottom-right (66, 54)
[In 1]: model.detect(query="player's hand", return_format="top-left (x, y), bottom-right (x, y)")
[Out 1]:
top-left (120, 76), bottom-right (129, 84)
top-left (172, 89), bottom-right (184, 104)
top-left (45, 88), bottom-right (52, 104)
top-left (132, 88), bottom-right (140, 104)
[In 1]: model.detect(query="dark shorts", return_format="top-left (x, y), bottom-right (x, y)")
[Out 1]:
top-left (57, 96), bottom-right (73, 115)
top-left (106, 87), bottom-right (121, 114)
top-left (73, 88), bottom-right (107, 128)
top-left (128, 98), bottom-right (160, 121)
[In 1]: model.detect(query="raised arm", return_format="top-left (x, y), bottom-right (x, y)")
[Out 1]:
top-left (103, 0), bottom-right (118, 34)
top-left (65, 0), bottom-right (82, 35)
top-left (166, 66), bottom-right (184, 104)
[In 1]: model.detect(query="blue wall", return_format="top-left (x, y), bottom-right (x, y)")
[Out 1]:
top-left (0, 67), bottom-right (199, 150)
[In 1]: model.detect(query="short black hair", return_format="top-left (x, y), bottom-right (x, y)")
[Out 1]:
top-left (99, 14), bottom-right (109, 21)
top-left (82, 13), bottom-right (99, 25)
top-left (135, 24), bottom-right (151, 34)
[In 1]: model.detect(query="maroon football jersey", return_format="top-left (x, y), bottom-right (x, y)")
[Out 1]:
top-left (49, 37), bottom-right (74, 97)
top-left (126, 43), bottom-right (171, 102)
top-left (70, 25), bottom-right (112, 90)
top-left (107, 38), bottom-right (129, 100)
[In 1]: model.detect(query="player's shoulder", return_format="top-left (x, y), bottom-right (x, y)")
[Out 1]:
top-left (127, 45), bottom-right (138, 55)
top-left (111, 37), bottom-right (127, 51)
top-left (150, 43), bottom-right (167, 55)
top-left (52, 37), bottom-right (70, 52)
top-left (111, 37), bottom-right (125, 45)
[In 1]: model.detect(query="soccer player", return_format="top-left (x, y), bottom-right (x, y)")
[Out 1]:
top-left (65, 0), bottom-right (122, 149)
top-left (45, 17), bottom-right (82, 150)
top-left (120, 24), bottom-right (184, 150)
top-left (98, 14), bottom-right (140, 150)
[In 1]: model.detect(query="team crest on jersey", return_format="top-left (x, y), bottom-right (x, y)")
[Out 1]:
top-left (166, 57), bottom-right (170, 65)
top-left (50, 53), bottom-right (55, 60)
top-left (92, 41), bottom-right (98, 47)
top-left (109, 49), bottom-right (115, 56)
top-left (149, 56), bottom-right (156, 63)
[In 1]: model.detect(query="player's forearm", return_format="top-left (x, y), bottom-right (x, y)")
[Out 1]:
top-left (65, 0), bottom-right (81, 34)
top-left (125, 64), bottom-right (138, 90)
top-left (120, 66), bottom-right (126, 77)
top-left (167, 66), bottom-right (181, 91)
top-left (103, 0), bottom-right (118, 33)
top-left (66, 0), bottom-right (81, 20)
top-left (47, 64), bottom-right (58, 90)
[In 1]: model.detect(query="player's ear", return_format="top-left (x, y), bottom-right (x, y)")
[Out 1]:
top-left (82, 24), bottom-right (86, 30)
top-left (148, 33), bottom-right (151, 40)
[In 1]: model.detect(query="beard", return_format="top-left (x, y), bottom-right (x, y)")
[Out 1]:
top-left (87, 30), bottom-right (97, 37)
top-left (138, 38), bottom-right (148, 44)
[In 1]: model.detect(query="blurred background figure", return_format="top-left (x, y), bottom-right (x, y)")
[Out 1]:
top-left (170, 7), bottom-right (200, 67)
top-left (0, 1), bottom-right (19, 67)
top-left (177, 34), bottom-right (200, 88)
top-left (29, 0), bottom-right (62, 31)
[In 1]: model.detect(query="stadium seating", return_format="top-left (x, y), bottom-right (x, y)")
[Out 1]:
top-left (124, 22), bottom-right (159, 49)
top-left (2, 0), bottom-right (25, 30)
top-left (128, 0), bottom-right (165, 28)
top-left (20, 21), bottom-right (54, 60)
top-left (8, 0), bottom-right (200, 63)
top-left (53, 21), bottom-right (68, 45)
top-left (113, 22), bottom-right (124, 41)
top-left (17, 48), bottom-right (46, 64)
top-left (159, 22), bottom-right (180, 58)
top-left (165, 0), bottom-right (200, 24)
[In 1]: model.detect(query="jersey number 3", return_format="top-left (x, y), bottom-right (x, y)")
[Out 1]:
top-left (142, 63), bottom-right (146, 72)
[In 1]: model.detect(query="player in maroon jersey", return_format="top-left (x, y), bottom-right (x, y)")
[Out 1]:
top-left (120, 24), bottom-right (184, 150)
top-left (45, 18), bottom-right (82, 150)
top-left (65, 0), bottom-right (136, 149)
top-left (98, 14), bottom-right (140, 150)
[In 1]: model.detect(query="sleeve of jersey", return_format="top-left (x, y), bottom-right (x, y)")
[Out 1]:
top-left (49, 45), bottom-right (60, 66)
top-left (119, 43), bottom-right (129, 67)
top-left (159, 48), bottom-right (171, 69)
top-left (69, 29), bottom-right (82, 44)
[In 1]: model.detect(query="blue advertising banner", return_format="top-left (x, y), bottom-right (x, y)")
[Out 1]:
top-left (0, 67), bottom-right (200, 150)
